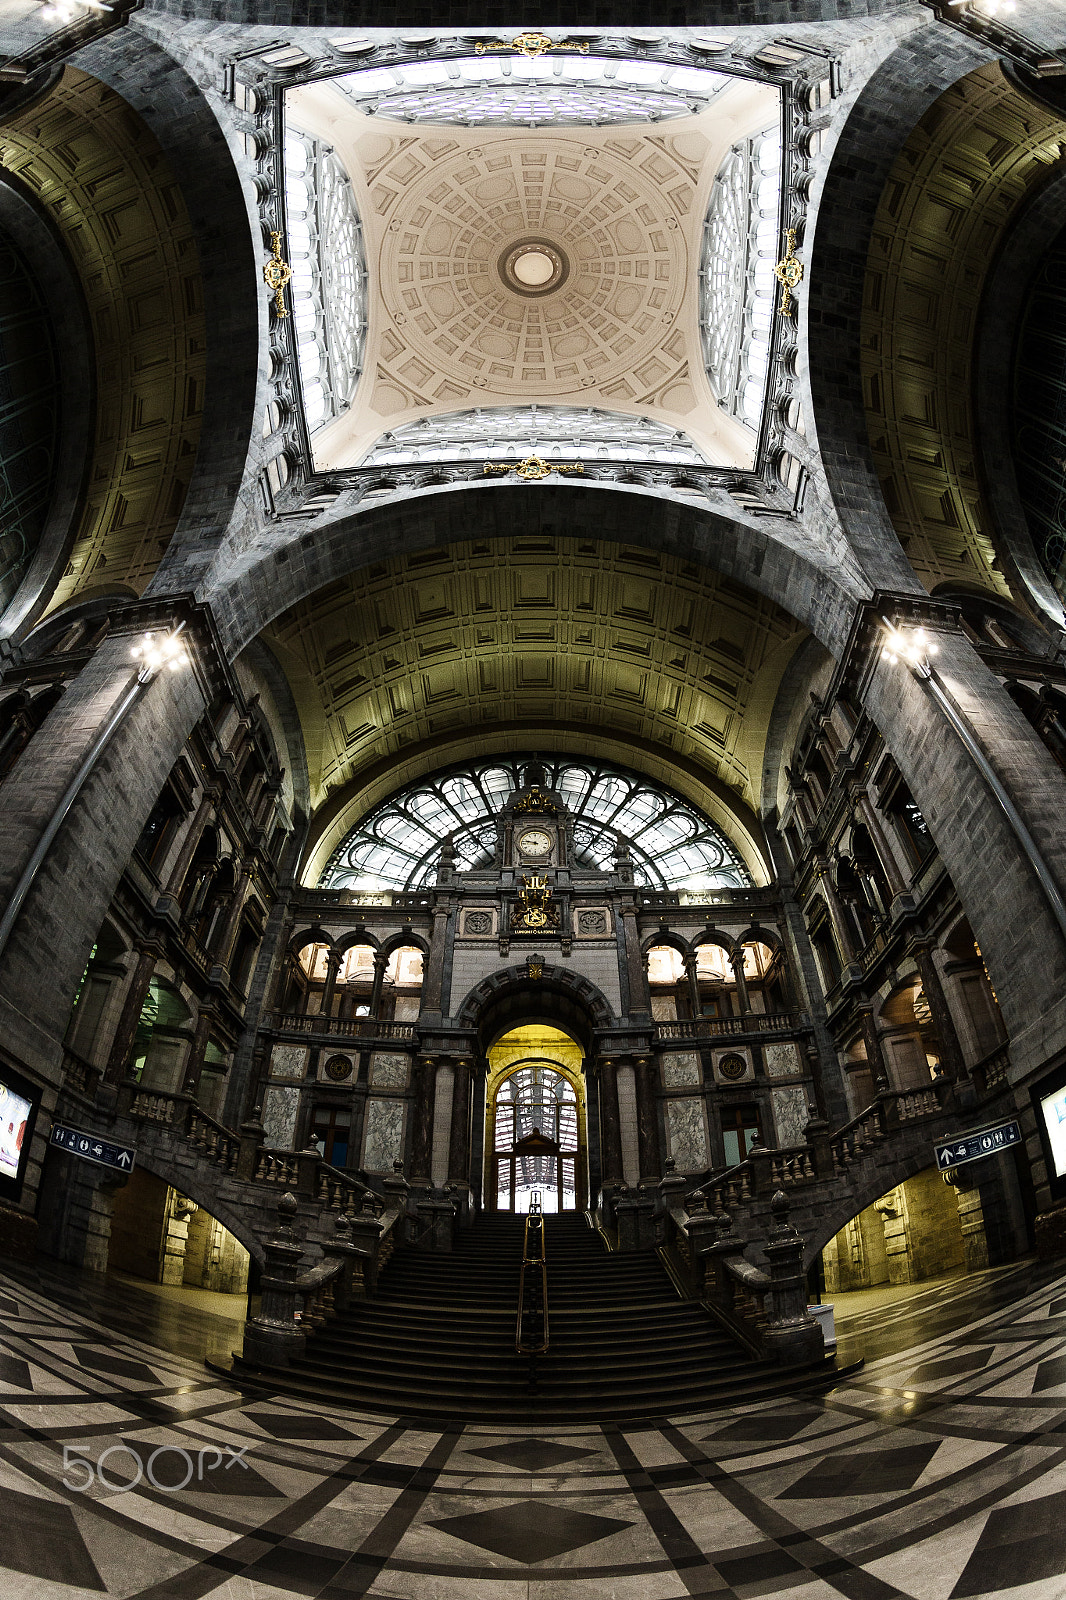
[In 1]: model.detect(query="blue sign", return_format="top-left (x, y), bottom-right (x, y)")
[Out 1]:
top-left (50, 1122), bottom-right (136, 1174)
top-left (934, 1119), bottom-right (1021, 1171)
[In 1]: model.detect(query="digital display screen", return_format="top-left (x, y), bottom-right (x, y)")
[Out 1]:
top-left (1039, 1085), bottom-right (1066, 1179)
top-left (0, 1080), bottom-right (31, 1183)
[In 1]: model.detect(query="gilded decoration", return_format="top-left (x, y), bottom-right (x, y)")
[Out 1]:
top-left (264, 230), bottom-right (293, 318)
top-left (483, 455), bottom-right (584, 482)
top-left (474, 32), bottom-right (590, 59)
top-left (514, 873), bottom-right (559, 931)
top-left (773, 228), bottom-right (803, 318)
top-left (514, 787), bottom-right (557, 814)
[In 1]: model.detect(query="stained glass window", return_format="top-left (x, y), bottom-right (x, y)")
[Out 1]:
top-left (284, 130), bottom-right (367, 431)
top-left (319, 755), bottom-right (752, 892)
top-left (700, 128), bottom-right (781, 429)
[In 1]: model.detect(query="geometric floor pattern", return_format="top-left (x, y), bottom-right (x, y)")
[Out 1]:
top-left (0, 1255), bottom-right (1065, 1597)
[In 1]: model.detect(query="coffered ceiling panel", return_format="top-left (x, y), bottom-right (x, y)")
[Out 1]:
top-left (262, 537), bottom-right (806, 876)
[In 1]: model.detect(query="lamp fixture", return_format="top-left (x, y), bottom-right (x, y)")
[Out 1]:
top-left (880, 621), bottom-right (938, 677)
top-left (130, 626), bottom-right (190, 681)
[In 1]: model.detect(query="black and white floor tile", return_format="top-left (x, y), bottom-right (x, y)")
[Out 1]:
top-left (0, 1256), bottom-right (1064, 1598)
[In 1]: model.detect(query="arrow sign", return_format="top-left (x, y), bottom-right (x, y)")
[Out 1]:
top-left (50, 1122), bottom-right (136, 1175)
top-left (933, 1119), bottom-right (1021, 1171)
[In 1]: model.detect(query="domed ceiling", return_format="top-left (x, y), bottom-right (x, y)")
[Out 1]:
top-left (285, 72), bottom-right (779, 470)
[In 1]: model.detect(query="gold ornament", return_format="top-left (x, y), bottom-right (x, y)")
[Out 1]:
top-left (773, 228), bottom-right (804, 318)
top-left (483, 454), bottom-right (584, 482)
top-left (475, 31), bottom-right (589, 59)
top-left (515, 873), bottom-right (557, 929)
top-left (264, 230), bottom-right (292, 317)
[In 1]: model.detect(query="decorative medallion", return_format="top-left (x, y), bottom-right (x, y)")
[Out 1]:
top-left (528, 953), bottom-right (544, 980)
top-left (475, 31), bottom-right (590, 59)
top-left (324, 1054), bottom-right (353, 1082)
top-left (263, 230), bottom-right (293, 318)
top-left (718, 1052), bottom-right (748, 1081)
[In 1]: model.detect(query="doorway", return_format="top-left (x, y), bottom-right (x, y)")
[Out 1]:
top-left (486, 1026), bottom-right (587, 1213)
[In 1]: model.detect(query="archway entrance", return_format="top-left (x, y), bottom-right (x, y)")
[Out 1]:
top-left (486, 1026), bottom-right (586, 1213)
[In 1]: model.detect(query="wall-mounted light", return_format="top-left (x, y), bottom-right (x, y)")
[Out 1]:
top-left (880, 621), bottom-right (938, 677)
top-left (130, 628), bottom-right (190, 680)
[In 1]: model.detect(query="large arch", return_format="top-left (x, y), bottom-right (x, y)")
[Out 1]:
top-left (456, 961), bottom-right (616, 1058)
top-left (203, 479), bottom-right (869, 660)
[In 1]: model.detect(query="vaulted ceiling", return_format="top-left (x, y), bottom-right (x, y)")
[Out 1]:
top-left (261, 536), bottom-right (806, 882)
top-left (862, 61), bottom-right (1066, 600)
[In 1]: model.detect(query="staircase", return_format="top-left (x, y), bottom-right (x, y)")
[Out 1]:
top-left (240, 1211), bottom-right (835, 1422)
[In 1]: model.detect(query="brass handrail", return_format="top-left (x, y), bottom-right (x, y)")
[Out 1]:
top-left (516, 1194), bottom-right (549, 1355)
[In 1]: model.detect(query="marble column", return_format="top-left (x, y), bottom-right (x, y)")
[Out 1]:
top-left (854, 787), bottom-right (907, 897)
top-left (730, 948), bottom-right (751, 1015)
top-left (634, 1055), bottom-right (661, 1180)
top-left (448, 1058), bottom-right (473, 1184)
top-left (181, 1006), bottom-right (215, 1098)
top-left (409, 1056), bottom-right (437, 1184)
top-left (860, 1006), bottom-right (890, 1093)
top-left (597, 1058), bottom-right (623, 1183)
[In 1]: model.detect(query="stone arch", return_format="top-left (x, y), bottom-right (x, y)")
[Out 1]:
top-left (640, 929), bottom-right (691, 958)
top-left (288, 925), bottom-right (334, 959)
top-left (122, 1146), bottom-right (266, 1267)
top-left (456, 961), bottom-right (615, 1058)
top-left (798, 1155), bottom-right (956, 1273)
top-left (205, 480), bottom-right (867, 662)
top-left (333, 928), bottom-right (381, 957)
top-left (379, 930), bottom-right (431, 961)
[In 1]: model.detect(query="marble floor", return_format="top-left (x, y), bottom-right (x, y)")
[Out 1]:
top-left (0, 1255), bottom-right (1065, 1600)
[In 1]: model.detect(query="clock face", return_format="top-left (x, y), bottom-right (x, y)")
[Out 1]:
top-left (518, 828), bottom-right (552, 858)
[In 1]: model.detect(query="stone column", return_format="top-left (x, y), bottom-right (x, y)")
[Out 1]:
top-left (815, 858), bottom-right (857, 963)
top-left (162, 788), bottom-right (219, 899)
top-left (321, 950), bottom-right (341, 1019)
top-left (860, 1005), bottom-right (890, 1093)
top-left (420, 898), bottom-right (451, 1024)
top-left (597, 1057), bottom-right (624, 1183)
top-left (730, 948), bottom-right (751, 1015)
top-left (181, 1006), bottom-right (216, 1098)
top-left (619, 903), bottom-right (650, 1020)
top-left (211, 866), bottom-right (252, 974)
top-left (854, 787), bottom-right (907, 897)
top-left (448, 1057), bottom-right (473, 1185)
top-left (103, 942), bottom-right (160, 1085)
top-left (369, 951), bottom-right (387, 1018)
top-left (634, 1055), bottom-right (661, 1180)
top-left (913, 943), bottom-right (967, 1083)
top-left (409, 1055), bottom-right (437, 1184)
top-left (683, 953), bottom-right (703, 1021)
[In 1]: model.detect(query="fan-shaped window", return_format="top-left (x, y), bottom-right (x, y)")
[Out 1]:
top-left (700, 127), bottom-right (781, 430)
top-left (360, 406), bottom-right (710, 469)
top-left (329, 55), bottom-right (733, 128)
top-left (319, 755), bottom-right (752, 893)
top-left (284, 130), bottom-right (366, 431)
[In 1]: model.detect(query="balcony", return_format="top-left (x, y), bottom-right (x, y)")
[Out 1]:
top-left (266, 1013), bottom-right (417, 1043)
top-left (653, 1010), bottom-right (807, 1044)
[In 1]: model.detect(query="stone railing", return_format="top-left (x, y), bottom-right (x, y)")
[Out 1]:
top-left (685, 1085), bottom-right (946, 1216)
top-left (241, 1195), bottom-right (399, 1369)
top-left (61, 1047), bottom-right (102, 1100)
top-left (266, 1013), bottom-right (417, 1042)
top-left (971, 1043), bottom-right (1010, 1096)
top-left (654, 1010), bottom-right (805, 1043)
top-left (115, 1084), bottom-right (385, 1217)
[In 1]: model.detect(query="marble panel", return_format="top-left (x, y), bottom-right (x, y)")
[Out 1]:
top-left (270, 1043), bottom-right (308, 1080)
top-left (661, 1053), bottom-right (701, 1088)
top-left (616, 1063), bottom-right (639, 1185)
top-left (262, 1085), bottom-right (300, 1151)
top-left (764, 1041), bottom-right (802, 1079)
top-left (363, 1098), bottom-right (405, 1172)
top-left (713, 1048), bottom-right (752, 1085)
top-left (369, 1051), bottom-right (410, 1089)
top-left (574, 905), bottom-right (612, 937)
top-left (431, 1065), bottom-right (455, 1185)
top-left (771, 1085), bottom-right (811, 1148)
top-left (666, 1098), bottom-right (708, 1173)
top-left (651, 994), bottom-right (677, 1021)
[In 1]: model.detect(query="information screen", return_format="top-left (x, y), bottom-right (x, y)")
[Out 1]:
top-left (1039, 1084), bottom-right (1066, 1179)
top-left (0, 1080), bottom-right (31, 1183)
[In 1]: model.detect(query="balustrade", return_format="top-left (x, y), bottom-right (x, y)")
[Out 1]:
top-left (267, 1012), bottom-right (416, 1041)
top-left (654, 1010), bottom-right (802, 1043)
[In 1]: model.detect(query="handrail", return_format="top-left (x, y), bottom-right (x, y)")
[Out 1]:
top-left (516, 1195), bottom-right (549, 1356)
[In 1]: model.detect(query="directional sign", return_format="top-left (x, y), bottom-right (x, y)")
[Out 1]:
top-left (933, 1119), bottom-right (1021, 1171)
top-left (50, 1122), bottom-right (136, 1174)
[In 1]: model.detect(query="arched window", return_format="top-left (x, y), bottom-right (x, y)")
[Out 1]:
top-left (319, 755), bottom-right (753, 893)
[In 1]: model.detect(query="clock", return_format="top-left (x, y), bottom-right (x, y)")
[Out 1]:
top-left (518, 828), bottom-right (552, 858)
